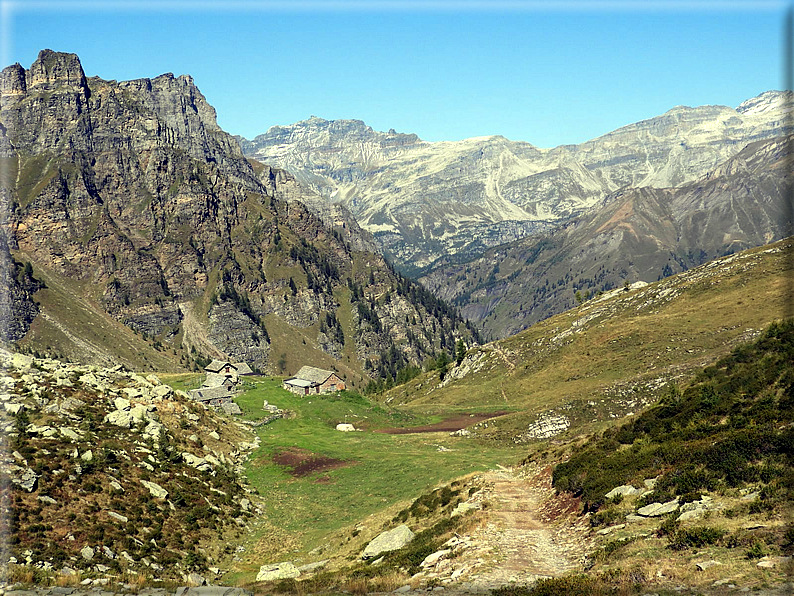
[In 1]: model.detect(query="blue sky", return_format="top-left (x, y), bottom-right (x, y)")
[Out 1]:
top-left (1, 1), bottom-right (788, 147)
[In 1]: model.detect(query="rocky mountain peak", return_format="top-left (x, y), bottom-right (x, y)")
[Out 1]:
top-left (1, 63), bottom-right (27, 97)
top-left (735, 89), bottom-right (792, 115)
top-left (26, 49), bottom-right (88, 94)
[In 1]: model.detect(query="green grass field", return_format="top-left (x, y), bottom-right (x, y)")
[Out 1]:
top-left (226, 379), bottom-right (518, 575)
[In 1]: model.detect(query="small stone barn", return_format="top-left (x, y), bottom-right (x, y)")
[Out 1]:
top-left (283, 365), bottom-right (346, 395)
top-left (188, 385), bottom-right (234, 407)
top-left (204, 360), bottom-right (238, 387)
top-left (234, 362), bottom-right (254, 376)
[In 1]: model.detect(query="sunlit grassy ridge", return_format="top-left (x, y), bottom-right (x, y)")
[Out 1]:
top-left (553, 318), bottom-right (794, 511)
top-left (384, 240), bottom-right (793, 440)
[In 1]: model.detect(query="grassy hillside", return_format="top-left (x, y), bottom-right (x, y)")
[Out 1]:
top-left (503, 319), bottom-right (794, 596)
top-left (165, 377), bottom-right (520, 584)
top-left (382, 239), bottom-right (793, 441)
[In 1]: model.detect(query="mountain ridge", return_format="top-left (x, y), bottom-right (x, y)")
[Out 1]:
top-left (239, 90), bottom-right (791, 272)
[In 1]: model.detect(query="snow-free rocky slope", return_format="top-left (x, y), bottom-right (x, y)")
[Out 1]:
top-left (0, 50), bottom-right (477, 378)
top-left (420, 134), bottom-right (793, 338)
top-left (239, 91), bottom-right (791, 273)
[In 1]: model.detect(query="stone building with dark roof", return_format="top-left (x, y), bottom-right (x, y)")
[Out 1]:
top-left (283, 365), bottom-right (345, 395)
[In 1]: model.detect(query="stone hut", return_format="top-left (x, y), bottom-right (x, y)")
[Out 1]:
top-left (234, 362), bottom-right (254, 376)
top-left (283, 365), bottom-right (346, 395)
top-left (188, 385), bottom-right (234, 407)
top-left (204, 360), bottom-right (238, 387)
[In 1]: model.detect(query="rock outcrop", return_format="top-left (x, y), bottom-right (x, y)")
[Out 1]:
top-left (1, 50), bottom-right (478, 377)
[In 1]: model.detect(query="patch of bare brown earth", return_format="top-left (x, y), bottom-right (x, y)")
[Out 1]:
top-left (272, 447), bottom-right (353, 477)
top-left (375, 412), bottom-right (510, 434)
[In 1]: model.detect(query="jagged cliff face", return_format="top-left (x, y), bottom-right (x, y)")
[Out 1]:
top-left (419, 135), bottom-right (793, 339)
top-left (0, 50), bottom-right (475, 377)
top-left (239, 92), bottom-right (790, 273)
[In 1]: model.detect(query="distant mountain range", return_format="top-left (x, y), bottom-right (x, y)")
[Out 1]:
top-left (238, 91), bottom-right (791, 274)
top-left (420, 134), bottom-right (792, 338)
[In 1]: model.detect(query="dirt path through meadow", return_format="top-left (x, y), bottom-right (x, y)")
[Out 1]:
top-left (444, 466), bottom-right (590, 594)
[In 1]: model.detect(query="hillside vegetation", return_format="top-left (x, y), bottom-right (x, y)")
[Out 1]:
top-left (383, 239), bottom-right (793, 442)
top-left (505, 318), bottom-right (794, 596)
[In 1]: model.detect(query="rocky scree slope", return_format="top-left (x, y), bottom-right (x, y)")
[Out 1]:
top-left (239, 91), bottom-right (790, 273)
top-left (0, 50), bottom-right (476, 377)
top-left (0, 348), bottom-right (261, 584)
top-left (420, 134), bottom-right (793, 339)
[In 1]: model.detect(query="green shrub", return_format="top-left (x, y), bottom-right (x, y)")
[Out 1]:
top-left (590, 508), bottom-right (623, 528)
top-left (668, 526), bottom-right (726, 550)
top-left (744, 540), bottom-right (768, 559)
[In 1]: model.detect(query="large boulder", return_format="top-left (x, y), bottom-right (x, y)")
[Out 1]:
top-left (605, 485), bottom-right (641, 499)
top-left (362, 525), bottom-right (414, 559)
top-left (256, 562), bottom-right (300, 581)
top-left (140, 480), bottom-right (168, 499)
top-left (637, 498), bottom-right (679, 517)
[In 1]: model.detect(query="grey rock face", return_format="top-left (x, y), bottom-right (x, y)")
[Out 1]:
top-left (362, 524), bottom-right (415, 559)
top-left (420, 134), bottom-right (793, 339)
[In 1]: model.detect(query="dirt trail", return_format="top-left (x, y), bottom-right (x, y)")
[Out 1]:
top-left (490, 342), bottom-right (516, 370)
top-left (444, 466), bottom-right (589, 594)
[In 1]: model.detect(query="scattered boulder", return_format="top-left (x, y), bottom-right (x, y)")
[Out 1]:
top-left (59, 427), bottom-right (80, 441)
top-left (297, 560), bottom-right (328, 573)
top-left (362, 524), bottom-right (415, 559)
top-left (256, 561), bottom-right (300, 581)
top-left (183, 452), bottom-right (213, 472)
top-left (451, 502), bottom-right (480, 517)
top-left (420, 549), bottom-right (451, 568)
top-left (153, 384), bottom-right (173, 398)
top-left (104, 409), bottom-right (132, 428)
top-left (4, 402), bottom-right (23, 415)
top-left (176, 589), bottom-right (249, 596)
top-left (605, 485), bottom-right (640, 499)
top-left (696, 560), bottom-right (722, 571)
top-left (114, 397), bottom-right (132, 411)
top-left (174, 588), bottom-right (253, 596)
top-left (185, 572), bottom-right (207, 586)
top-left (757, 556), bottom-right (792, 569)
top-left (80, 546), bottom-right (95, 561)
top-left (596, 524), bottom-right (625, 535)
top-left (140, 479), bottom-right (168, 499)
top-left (221, 402), bottom-right (242, 415)
top-left (637, 498), bottom-right (679, 517)
top-left (336, 423), bottom-right (355, 432)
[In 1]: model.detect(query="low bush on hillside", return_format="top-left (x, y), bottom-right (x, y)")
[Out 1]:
top-left (667, 526), bottom-right (726, 550)
top-left (552, 319), bottom-right (794, 512)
